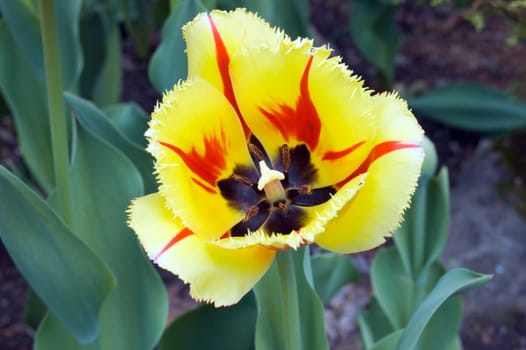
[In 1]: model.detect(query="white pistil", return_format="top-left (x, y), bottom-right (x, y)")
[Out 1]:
top-left (257, 160), bottom-right (286, 202)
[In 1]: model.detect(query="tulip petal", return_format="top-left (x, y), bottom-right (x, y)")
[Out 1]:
top-left (230, 40), bottom-right (376, 187)
top-left (128, 192), bottom-right (191, 260)
top-left (162, 235), bottom-right (275, 307)
top-left (128, 192), bottom-right (275, 307)
top-left (315, 94), bottom-right (424, 253)
top-left (147, 78), bottom-right (252, 239)
top-left (183, 9), bottom-right (286, 137)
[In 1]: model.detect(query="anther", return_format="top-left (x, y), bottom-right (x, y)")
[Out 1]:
top-left (277, 202), bottom-right (288, 211)
top-left (279, 144), bottom-right (290, 171)
top-left (298, 184), bottom-right (313, 195)
top-left (244, 205), bottom-right (259, 222)
top-left (248, 143), bottom-right (265, 161)
top-left (231, 174), bottom-right (253, 187)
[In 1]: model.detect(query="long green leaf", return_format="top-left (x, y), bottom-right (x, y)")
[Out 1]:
top-left (358, 299), bottom-right (394, 350)
top-left (350, 0), bottom-right (399, 84)
top-left (35, 314), bottom-right (98, 350)
top-left (0, 166), bottom-right (115, 343)
top-left (0, 0), bottom-right (83, 192)
top-left (159, 294), bottom-right (256, 350)
top-left (0, 0), bottom-right (44, 80)
top-left (0, 21), bottom-right (53, 192)
top-left (394, 168), bottom-right (450, 278)
top-left (0, 0), bottom-right (83, 91)
top-left (148, 0), bottom-right (207, 93)
top-left (91, 18), bottom-right (122, 107)
top-left (396, 268), bottom-right (491, 350)
top-left (246, 0), bottom-right (310, 38)
top-left (312, 253), bottom-right (359, 305)
top-left (71, 109), bottom-right (167, 350)
top-left (370, 330), bottom-right (403, 350)
top-left (120, 0), bottom-right (154, 58)
top-left (103, 102), bottom-right (149, 148)
top-left (65, 94), bottom-right (156, 193)
top-left (79, 5), bottom-right (122, 107)
top-left (409, 82), bottom-right (526, 132)
top-left (371, 247), bottom-right (414, 329)
top-left (35, 116), bottom-right (168, 349)
top-left (253, 248), bottom-right (328, 350)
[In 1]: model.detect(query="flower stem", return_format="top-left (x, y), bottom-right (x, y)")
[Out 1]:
top-left (39, 0), bottom-right (72, 226)
top-left (276, 250), bottom-right (302, 350)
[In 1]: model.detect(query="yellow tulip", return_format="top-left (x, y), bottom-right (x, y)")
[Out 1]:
top-left (128, 8), bottom-right (424, 306)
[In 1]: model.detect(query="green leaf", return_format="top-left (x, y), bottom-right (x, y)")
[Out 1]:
top-left (245, 0), bottom-right (310, 38)
top-left (0, 166), bottom-right (115, 343)
top-left (35, 314), bottom-right (98, 350)
top-left (0, 21), bottom-right (53, 192)
top-left (420, 295), bottom-right (462, 350)
top-left (396, 268), bottom-right (491, 350)
top-left (65, 94), bottom-right (156, 194)
top-left (312, 253), bottom-right (359, 305)
top-left (0, 0), bottom-right (44, 80)
top-left (91, 19), bottom-right (122, 106)
top-left (103, 102), bottom-right (149, 148)
top-left (370, 330), bottom-right (403, 350)
top-left (0, 0), bottom-right (83, 91)
top-left (79, 5), bottom-right (122, 107)
top-left (0, 0), bottom-right (83, 192)
top-left (409, 82), bottom-right (526, 132)
top-left (149, 0), bottom-right (207, 93)
top-left (371, 247), bottom-right (414, 329)
top-left (358, 299), bottom-right (394, 350)
top-left (24, 290), bottom-right (47, 330)
top-left (35, 115), bottom-right (168, 349)
top-left (350, 0), bottom-right (399, 84)
top-left (253, 248), bottom-right (329, 350)
top-left (159, 294), bottom-right (256, 350)
top-left (120, 0), bottom-right (155, 58)
top-left (71, 116), bottom-right (167, 350)
top-left (394, 168), bottom-right (450, 278)
top-left (79, 5), bottom-right (107, 100)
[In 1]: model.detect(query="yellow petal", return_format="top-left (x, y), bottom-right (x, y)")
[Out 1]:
top-left (147, 78), bottom-right (252, 240)
top-left (128, 192), bottom-right (192, 260)
top-left (229, 40), bottom-right (375, 187)
top-left (315, 94), bottom-right (424, 253)
top-left (160, 234), bottom-right (275, 306)
top-left (128, 192), bottom-right (275, 306)
top-left (184, 8), bottom-right (285, 88)
top-left (183, 9), bottom-right (286, 136)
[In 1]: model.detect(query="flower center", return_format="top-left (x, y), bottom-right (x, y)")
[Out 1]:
top-left (217, 137), bottom-right (336, 237)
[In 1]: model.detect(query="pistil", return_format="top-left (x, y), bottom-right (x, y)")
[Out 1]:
top-left (257, 160), bottom-right (286, 203)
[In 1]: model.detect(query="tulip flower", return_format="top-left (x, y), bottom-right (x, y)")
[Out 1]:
top-left (128, 8), bottom-right (424, 306)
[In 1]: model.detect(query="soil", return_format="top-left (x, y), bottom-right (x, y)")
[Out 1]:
top-left (2, 0), bottom-right (526, 349)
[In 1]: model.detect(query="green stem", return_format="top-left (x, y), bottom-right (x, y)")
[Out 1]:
top-left (39, 0), bottom-right (72, 226)
top-left (276, 250), bottom-right (302, 350)
top-left (411, 186), bottom-right (427, 278)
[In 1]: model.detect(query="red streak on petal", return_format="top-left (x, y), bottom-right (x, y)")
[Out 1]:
top-left (322, 141), bottom-right (366, 161)
top-left (208, 15), bottom-right (250, 138)
top-left (159, 132), bottom-right (227, 189)
top-left (259, 56), bottom-right (322, 150)
top-left (192, 178), bottom-right (217, 194)
top-left (337, 141), bottom-right (421, 188)
top-left (154, 228), bottom-right (193, 261)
